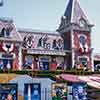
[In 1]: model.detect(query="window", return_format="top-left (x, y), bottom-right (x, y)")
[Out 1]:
top-left (24, 55), bottom-right (33, 69)
top-left (79, 35), bottom-right (86, 46)
top-left (39, 57), bottom-right (49, 70)
top-left (1, 53), bottom-right (13, 70)
top-left (0, 28), bottom-right (6, 37)
top-left (0, 27), bottom-right (11, 37)
top-left (6, 27), bottom-right (10, 37)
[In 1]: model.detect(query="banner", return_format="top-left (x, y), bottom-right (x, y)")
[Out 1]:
top-left (0, 83), bottom-right (17, 100)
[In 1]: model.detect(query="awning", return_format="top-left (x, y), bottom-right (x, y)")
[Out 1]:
top-left (27, 49), bottom-right (66, 56)
top-left (79, 75), bottom-right (100, 89)
top-left (56, 74), bottom-right (83, 83)
top-left (57, 74), bottom-right (100, 89)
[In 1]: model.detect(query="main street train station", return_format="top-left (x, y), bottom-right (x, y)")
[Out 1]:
top-left (0, 0), bottom-right (100, 100)
top-left (0, 0), bottom-right (93, 71)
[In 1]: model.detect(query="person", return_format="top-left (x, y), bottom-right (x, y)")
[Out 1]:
top-left (0, 59), bottom-right (3, 70)
top-left (53, 87), bottom-right (63, 100)
top-left (51, 58), bottom-right (57, 71)
top-left (34, 57), bottom-right (39, 70)
top-left (6, 94), bottom-right (13, 100)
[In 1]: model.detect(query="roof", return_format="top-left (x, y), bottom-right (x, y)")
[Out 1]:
top-left (18, 28), bottom-right (60, 36)
top-left (64, 0), bottom-right (93, 25)
top-left (0, 17), bottom-right (60, 43)
top-left (57, 74), bottom-right (82, 82)
top-left (57, 74), bottom-right (100, 89)
top-left (0, 17), bottom-right (13, 23)
top-left (64, 0), bottom-right (73, 23)
top-left (0, 17), bottom-right (22, 42)
top-left (93, 53), bottom-right (100, 61)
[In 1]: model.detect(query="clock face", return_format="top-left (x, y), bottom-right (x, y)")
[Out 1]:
top-left (79, 19), bottom-right (86, 27)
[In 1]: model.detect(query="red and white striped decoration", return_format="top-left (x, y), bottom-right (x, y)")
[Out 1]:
top-left (79, 43), bottom-right (84, 53)
top-left (2, 42), bottom-right (14, 53)
top-left (79, 42), bottom-right (89, 53)
top-left (74, 32), bottom-right (90, 53)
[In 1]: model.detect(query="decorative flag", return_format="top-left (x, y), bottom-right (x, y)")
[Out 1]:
top-left (84, 44), bottom-right (89, 53)
top-left (0, 0), bottom-right (3, 6)
top-left (79, 43), bottom-right (84, 53)
top-left (79, 43), bottom-right (89, 53)
top-left (2, 42), bottom-right (14, 53)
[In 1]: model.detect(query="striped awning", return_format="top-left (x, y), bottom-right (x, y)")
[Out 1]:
top-left (56, 74), bottom-right (81, 82)
top-left (57, 74), bottom-right (100, 89)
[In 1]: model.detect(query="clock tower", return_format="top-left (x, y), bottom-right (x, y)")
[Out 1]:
top-left (57, 0), bottom-right (94, 71)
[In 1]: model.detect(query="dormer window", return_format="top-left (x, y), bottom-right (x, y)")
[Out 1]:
top-left (0, 27), bottom-right (11, 37)
top-left (6, 27), bottom-right (10, 37)
top-left (0, 28), bottom-right (6, 37)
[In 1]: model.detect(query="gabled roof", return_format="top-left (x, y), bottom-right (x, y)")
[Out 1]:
top-left (64, 0), bottom-right (92, 25)
top-left (0, 17), bottom-right (22, 42)
top-left (18, 28), bottom-right (60, 36)
top-left (57, 0), bottom-right (94, 31)
top-left (64, 0), bottom-right (73, 23)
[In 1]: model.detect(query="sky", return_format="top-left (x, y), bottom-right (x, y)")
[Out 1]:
top-left (0, 0), bottom-right (100, 53)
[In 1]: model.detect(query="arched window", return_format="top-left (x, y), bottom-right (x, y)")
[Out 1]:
top-left (6, 27), bottom-right (10, 37)
top-left (0, 28), bottom-right (6, 37)
top-left (79, 35), bottom-right (86, 46)
top-left (0, 27), bottom-right (11, 37)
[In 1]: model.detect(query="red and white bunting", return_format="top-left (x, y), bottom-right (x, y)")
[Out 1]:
top-left (2, 42), bottom-right (14, 53)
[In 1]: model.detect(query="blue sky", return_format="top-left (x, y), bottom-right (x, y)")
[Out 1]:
top-left (0, 0), bottom-right (99, 53)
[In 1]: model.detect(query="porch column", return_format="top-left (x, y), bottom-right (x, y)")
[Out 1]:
top-left (18, 46), bottom-right (22, 70)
